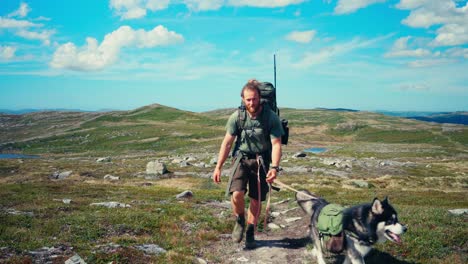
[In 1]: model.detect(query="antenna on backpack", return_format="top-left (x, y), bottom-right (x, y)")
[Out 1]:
top-left (274, 53), bottom-right (277, 89)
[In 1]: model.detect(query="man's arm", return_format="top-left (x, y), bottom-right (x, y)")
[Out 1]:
top-left (212, 132), bottom-right (236, 183)
top-left (266, 137), bottom-right (282, 183)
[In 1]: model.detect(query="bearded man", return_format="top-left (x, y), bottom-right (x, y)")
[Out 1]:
top-left (212, 79), bottom-right (284, 249)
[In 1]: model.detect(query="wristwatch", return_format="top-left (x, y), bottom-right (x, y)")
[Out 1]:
top-left (270, 166), bottom-right (280, 172)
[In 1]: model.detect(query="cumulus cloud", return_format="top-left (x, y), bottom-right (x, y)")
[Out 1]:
top-left (285, 30), bottom-right (316, 44)
top-left (396, 0), bottom-right (468, 46)
top-left (50, 25), bottom-right (184, 71)
top-left (384, 36), bottom-right (431, 58)
top-left (334, 0), bottom-right (386, 15)
top-left (110, 0), bottom-right (170, 19)
top-left (0, 46), bottom-right (17, 60)
top-left (7, 2), bottom-right (31, 18)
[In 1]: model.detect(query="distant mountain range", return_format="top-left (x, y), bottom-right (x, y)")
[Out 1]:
top-left (375, 111), bottom-right (467, 125)
top-left (0, 108), bottom-right (113, 115)
top-left (1, 108), bottom-right (466, 125)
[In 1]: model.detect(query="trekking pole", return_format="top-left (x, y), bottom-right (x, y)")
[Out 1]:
top-left (274, 54), bottom-right (277, 89)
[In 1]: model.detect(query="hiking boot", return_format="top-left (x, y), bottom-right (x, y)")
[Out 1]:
top-left (232, 215), bottom-right (245, 243)
top-left (245, 224), bottom-right (256, 249)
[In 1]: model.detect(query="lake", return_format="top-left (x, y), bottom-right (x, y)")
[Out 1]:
top-left (304, 147), bottom-right (327, 154)
top-left (0, 154), bottom-right (40, 159)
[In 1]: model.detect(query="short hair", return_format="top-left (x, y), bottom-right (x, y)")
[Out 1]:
top-left (240, 79), bottom-right (261, 98)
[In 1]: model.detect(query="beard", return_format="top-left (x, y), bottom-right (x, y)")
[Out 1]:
top-left (246, 104), bottom-right (260, 115)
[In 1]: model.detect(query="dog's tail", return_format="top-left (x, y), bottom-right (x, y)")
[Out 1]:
top-left (296, 189), bottom-right (320, 216)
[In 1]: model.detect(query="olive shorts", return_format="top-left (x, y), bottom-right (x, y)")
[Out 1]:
top-left (229, 158), bottom-right (269, 201)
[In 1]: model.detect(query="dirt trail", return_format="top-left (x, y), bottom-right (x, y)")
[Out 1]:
top-left (202, 199), bottom-right (317, 264)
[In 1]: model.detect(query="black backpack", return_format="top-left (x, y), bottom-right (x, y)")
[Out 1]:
top-left (231, 82), bottom-right (289, 157)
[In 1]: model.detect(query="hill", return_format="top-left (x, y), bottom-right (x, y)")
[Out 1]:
top-left (0, 103), bottom-right (467, 263)
top-left (408, 112), bottom-right (468, 125)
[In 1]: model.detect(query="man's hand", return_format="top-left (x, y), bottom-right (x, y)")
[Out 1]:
top-left (266, 169), bottom-right (277, 183)
top-left (213, 167), bottom-right (222, 183)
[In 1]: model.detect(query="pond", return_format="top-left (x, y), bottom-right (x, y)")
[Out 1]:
top-left (0, 154), bottom-right (40, 159)
top-left (304, 147), bottom-right (327, 154)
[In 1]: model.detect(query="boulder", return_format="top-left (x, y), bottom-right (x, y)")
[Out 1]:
top-left (146, 161), bottom-right (167, 175)
top-left (103, 174), bottom-right (120, 181)
top-left (176, 190), bottom-right (193, 199)
top-left (96, 157), bottom-right (111, 163)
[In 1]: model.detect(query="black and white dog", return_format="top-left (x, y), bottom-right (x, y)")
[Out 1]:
top-left (296, 190), bottom-right (407, 264)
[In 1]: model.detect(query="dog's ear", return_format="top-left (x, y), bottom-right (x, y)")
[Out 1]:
top-left (296, 190), bottom-right (315, 216)
top-left (372, 198), bottom-right (384, 214)
top-left (382, 196), bottom-right (389, 205)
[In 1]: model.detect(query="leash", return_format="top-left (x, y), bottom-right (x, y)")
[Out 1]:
top-left (273, 179), bottom-right (317, 200)
top-left (256, 155), bottom-right (262, 228)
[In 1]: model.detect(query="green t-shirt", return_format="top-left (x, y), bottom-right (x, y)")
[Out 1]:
top-left (226, 106), bottom-right (284, 155)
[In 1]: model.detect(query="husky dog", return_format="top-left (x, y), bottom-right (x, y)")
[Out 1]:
top-left (296, 190), bottom-right (407, 264)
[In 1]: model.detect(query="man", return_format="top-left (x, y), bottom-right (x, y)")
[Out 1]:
top-left (212, 79), bottom-right (284, 249)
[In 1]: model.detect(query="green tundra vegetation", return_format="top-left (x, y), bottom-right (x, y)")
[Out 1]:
top-left (0, 105), bottom-right (466, 263)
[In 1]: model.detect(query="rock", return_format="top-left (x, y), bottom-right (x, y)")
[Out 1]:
top-left (268, 223), bottom-right (281, 230)
top-left (352, 180), bottom-right (369, 188)
top-left (323, 158), bottom-right (338, 166)
top-left (96, 157), bottom-right (111, 163)
top-left (90, 202), bottom-right (130, 208)
top-left (194, 162), bottom-right (207, 168)
top-left (62, 199), bottom-right (72, 204)
top-left (448, 209), bottom-right (468, 216)
top-left (270, 212), bottom-right (281, 217)
top-left (285, 217), bottom-right (302, 223)
top-left (210, 156), bottom-right (218, 165)
top-left (176, 190), bottom-right (193, 199)
top-left (134, 244), bottom-right (166, 255)
top-left (50, 171), bottom-right (73, 180)
top-left (65, 254), bottom-right (87, 264)
top-left (4, 208), bottom-right (34, 217)
top-left (179, 160), bottom-right (190, 167)
top-left (196, 258), bottom-right (208, 264)
top-left (146, 161), bottom-right (167, 175)
top-left (293, 152), bottom-right (307, 158)
top-left (103, 174), bottom-right (120, 181)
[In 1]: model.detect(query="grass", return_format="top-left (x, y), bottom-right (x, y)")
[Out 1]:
top-left (1, 106), bottom-right (467, 263)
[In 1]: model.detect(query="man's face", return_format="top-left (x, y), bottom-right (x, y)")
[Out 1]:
top-left (242, 89), bottom-right (260, 114)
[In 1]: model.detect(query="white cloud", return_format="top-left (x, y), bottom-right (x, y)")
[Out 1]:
top-left (0, 46), bottom-right (17, 60)
top-left (0, 17), bottom-right (41, 28)
top-left (109, 0), bottom-right (308, 18)
top-left (15, 29), bottom-right (56, 46)
top-left (146, 0), bottom-right (171, 11)
top-left (446, 47), bottom-right (468, 59)
top-left (397, 0), bottom-right (468, 46)
top-left (184, 0), bottom-right (224, 11)
top-left (384, 36), bottom-right (431, 58)
top-left (285, 30), bottom-right (316, 44)
top-left (395, 0), bottom-right (427, 10)
top-left (292, 35), bottom-right (392, 68)
top-left (334, 0), bottom-right (386, 15)
top-left (432, 23), bottom-right (468, 46)
top-left (50, 25), bottom-right (184, 71)
top-left (227, 0), bottom-right (306, 8)
top-left (7, 2), bottom-right (31, 18)
top-left (110, 0), bottom-right (170, 19)
top-left (407, 58), bottom-right (452, 68)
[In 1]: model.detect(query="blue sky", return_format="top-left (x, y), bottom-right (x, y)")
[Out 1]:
top-left (0, 0), bottom-right (467, 112)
